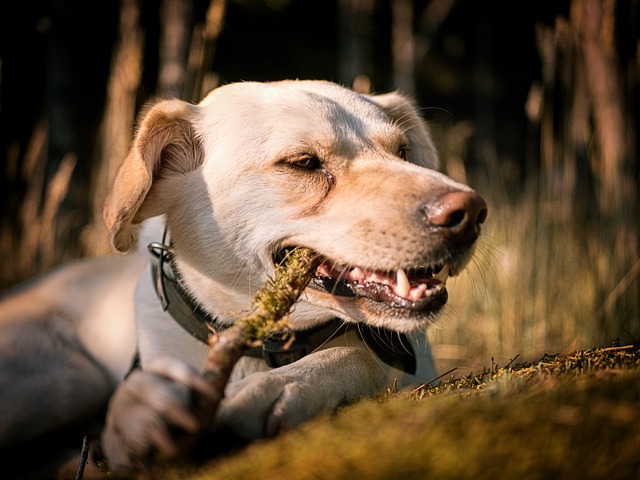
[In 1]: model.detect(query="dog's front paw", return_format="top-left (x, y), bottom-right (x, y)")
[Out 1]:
top-left (100, 357), bottom-right (216, 474)
top-left (216, 347), bottom-right (384, 439)
top-left (216, 371), bottom-right (332, 439)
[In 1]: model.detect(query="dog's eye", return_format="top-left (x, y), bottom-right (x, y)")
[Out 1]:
top-left (283, 154), bottom-right (321, 170)
top-left (398, 144), bottom-right (410, 161)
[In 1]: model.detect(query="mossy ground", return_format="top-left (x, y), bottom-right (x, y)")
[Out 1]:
top-left (157, 343), bottom-right (640, 480)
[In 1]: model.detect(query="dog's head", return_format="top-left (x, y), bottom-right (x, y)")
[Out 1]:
top-left (104, 80), bottom-right (486, 333)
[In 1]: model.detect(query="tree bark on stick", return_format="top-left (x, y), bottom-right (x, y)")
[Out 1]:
top-left (187, 248), bottom-right (321, 446)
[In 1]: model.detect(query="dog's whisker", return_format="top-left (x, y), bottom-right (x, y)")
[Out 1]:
top-left (393, 110), bottom-right (424, 135)
top-left (476, 240), bottom-right (505, 279)
top-left (395, 330), bottom-right (414, 356)
top-left (229, 258), bottom-right (253, 291)
top-left (468, 242), bottom-right (501, 296)
top-left (355, 323), bottom-right (391, 374)
top-left (312, 319), bottom-right (350, 353)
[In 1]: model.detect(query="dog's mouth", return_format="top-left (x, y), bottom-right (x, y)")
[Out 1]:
top-left (273, 248), bottom-right (450, 315)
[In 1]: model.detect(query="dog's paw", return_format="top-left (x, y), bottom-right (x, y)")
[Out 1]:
top-left (216, 347), bottom-right (384, 439)
top-left (216, 371), bottom-right (334, 439)
top-left (100, 357), bottom-right (216, 474)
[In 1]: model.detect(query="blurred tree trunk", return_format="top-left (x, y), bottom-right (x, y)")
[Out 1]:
top-left (159, 0), bottom-right (192, 98)
top-left (83, 0), bottom-right (144, 256)
top-left (185, 0), bottom-right (227, 102)
top-left (84, 0), bottom-right (227, 255)
top-left (390, 0), bottom-right (415, 94)
top-left (0, 0), bottom-right (227, 267)
top-left (534, 0), bottom-right (639, 344)
top-left (0, 0), bottom-right (117, 289)
top-left (337, 0), bottom-right (375, 92)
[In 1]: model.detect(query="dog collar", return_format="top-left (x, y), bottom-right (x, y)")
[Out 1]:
top-left (147, 238), bottom-right (416, 373)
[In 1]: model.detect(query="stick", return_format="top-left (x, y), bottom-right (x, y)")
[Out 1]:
top-left (74, 436), bottom-right (90, 480)
top-left (199, 247), bottom-right (320, 430)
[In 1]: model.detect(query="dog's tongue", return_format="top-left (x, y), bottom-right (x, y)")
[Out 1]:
top-left (316, 262), bottom-right (449, 303)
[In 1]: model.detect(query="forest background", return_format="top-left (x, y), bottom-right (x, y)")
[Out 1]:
top-left (0, 0), bottom-right (638, 374)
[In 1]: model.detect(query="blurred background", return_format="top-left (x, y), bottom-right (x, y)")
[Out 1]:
top-left (0, 0), bottom-right (638, 374)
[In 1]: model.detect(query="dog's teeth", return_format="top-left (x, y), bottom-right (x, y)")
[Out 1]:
top-left (395, 268), bottom-right (411, 298)
top-left (409, 283), bottom-right (427, 301)
top-left (369, 272), bottom-right (384, 283)
top-left (349, 267), bottom-right (366, 282)
top-left (434, 264), bottom-right (450, 283)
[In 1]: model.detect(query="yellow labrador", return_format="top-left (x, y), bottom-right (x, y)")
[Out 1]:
top-left (0, 80), bottom-right (486, 475)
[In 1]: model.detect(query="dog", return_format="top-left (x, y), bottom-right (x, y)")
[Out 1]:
top-left (0, 80), bottom-right (486, 476)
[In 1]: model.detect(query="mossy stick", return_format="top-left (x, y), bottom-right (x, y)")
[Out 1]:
top-left (199, 247), bottom-right (321, 429)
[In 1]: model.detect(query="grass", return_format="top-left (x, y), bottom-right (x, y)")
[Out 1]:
top-left (4, 51), bottom-right (637, 478)
top-left (427, 184), bottom-right (640, 376)
top-left (154, 343), bottom-right (640, 480)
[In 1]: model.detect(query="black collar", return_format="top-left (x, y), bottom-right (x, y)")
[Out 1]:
top-left (147, 239), bottom-right (416, 373)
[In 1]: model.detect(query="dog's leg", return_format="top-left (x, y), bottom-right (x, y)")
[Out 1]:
top-left (0, 254), bottom-right (144, 476)
top-left (215, 330), bottom-right (438, 440)
top-left (0, 314), bottom-right (115, 447)
top-left (100, 356), bottom-right (219, 474)
top-left (100, 346), bottom-right (387, 473)
top-left (215, 346), bottom-right (389, 439)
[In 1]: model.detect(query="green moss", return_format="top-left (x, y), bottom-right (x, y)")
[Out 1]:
top-left (157, 344), bottom-right (640, 480)
top-left (416, 344), bottom-right (640, 398)
top-left (243, 248), bottom-right (320, 344)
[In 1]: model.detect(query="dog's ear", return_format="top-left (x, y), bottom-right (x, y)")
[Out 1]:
top-left (103, 99), bottom-right (203, 253)
top-left (367, 92), bottom-right (439, 170)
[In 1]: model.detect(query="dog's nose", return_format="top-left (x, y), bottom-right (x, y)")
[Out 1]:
top-left (425, 190), bottom-right (488, 246)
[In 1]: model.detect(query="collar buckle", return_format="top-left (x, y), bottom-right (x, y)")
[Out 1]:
top-left (148, 241), bottom-right (174, 311)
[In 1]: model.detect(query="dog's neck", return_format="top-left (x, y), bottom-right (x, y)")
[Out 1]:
top-left (146, 236), bottom-right (418, 373)
top-left (148, 240), bottom-right (213, 342)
